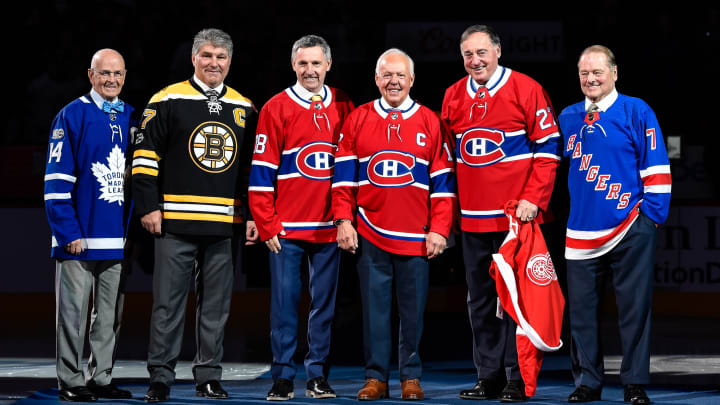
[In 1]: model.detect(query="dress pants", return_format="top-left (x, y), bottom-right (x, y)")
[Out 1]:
top-left (462, 231), bottom-right (521, 382)
top-left (567, 211), bottom-right (657, 390)
top-left (357, 235), bottom-right (429, 382)
top-left (269, 239), bottom-right (339, 380)
top-left (56, 259), bottom-right (124, 389)
top-left (147, 232), bottom-right (233, 385)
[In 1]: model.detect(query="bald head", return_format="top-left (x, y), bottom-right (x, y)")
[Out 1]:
top-left (88, 48), bottom-right (126, 101)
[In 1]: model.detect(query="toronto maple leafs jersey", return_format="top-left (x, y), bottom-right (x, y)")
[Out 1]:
top-left (131, 77), bottom-right (255, 237)
top-left (558, 90), bottom-right (671, 260)
top-left (249, 83), bottom-right (355, 243)
top-left (44, 92), bottom-right (135, 260)
top-left (442, 67), bottom-right (562, 233)
top-left (332, 97), bottom-right (456, 256)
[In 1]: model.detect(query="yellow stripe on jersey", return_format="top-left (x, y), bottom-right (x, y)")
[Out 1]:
top-left (133, 149), bottom-right (160, 160)
top-left (132, 167), bottom-right (159, 176)
top-left (163, 211), bottom-right (243, 223)
top-left (163, 194), bottom-right (241, 206)
top-left (148, 81), bottom-right (197, 103)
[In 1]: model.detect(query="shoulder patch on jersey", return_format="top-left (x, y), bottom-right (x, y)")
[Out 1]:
top-left (52, 128), bottom-right (65, 139)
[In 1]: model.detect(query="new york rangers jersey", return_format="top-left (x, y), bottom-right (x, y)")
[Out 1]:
top-left (131, 77), bottom-right (255, 237)
top-left (44, 92), bottom-right (135, 260)
top-left (558, 90), bottom-right (671, 260)
top-left (332, 97), bottom-right (456, 256)
top-left (249, 84), bottom-right (354, 243)
top-left (442, 67), bottom-right (562, 233)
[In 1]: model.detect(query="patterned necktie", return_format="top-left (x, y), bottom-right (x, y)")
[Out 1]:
top-left (102, 100), bottom-right (124, 113)
top-left (588, 103), bottom-right (600, 113)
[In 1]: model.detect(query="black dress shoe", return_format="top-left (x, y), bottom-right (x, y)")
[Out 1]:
top-left (568, 385), bottom-right (601, 403)
top-left (624, 385), bottom-right (650, 405)
top-left (305, 376), bottom-right (336, 398)
top-left (196, 380), bottom-right (229, 399)
top-left (500, 380), bottom-right (528, 402)
top-left (59, 386), bottom-right (98, 402)
top-left (459, 378), bottom-right (500, 400)
top-left (267, 378), bottom-right (294, 401)
top-left (87, 381), bottom-right (132, 399)
top-left (144, 382), bottom-right (170, 403)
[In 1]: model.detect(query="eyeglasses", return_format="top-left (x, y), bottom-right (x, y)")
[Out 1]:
top-left (91, 69), bottom-right (126, 79)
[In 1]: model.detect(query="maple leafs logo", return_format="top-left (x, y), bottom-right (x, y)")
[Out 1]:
top-left (92, 145), bottom-right (125, 205)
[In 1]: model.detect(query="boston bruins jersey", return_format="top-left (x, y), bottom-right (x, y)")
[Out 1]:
top-left (131, 77), bottom-right (255, 237)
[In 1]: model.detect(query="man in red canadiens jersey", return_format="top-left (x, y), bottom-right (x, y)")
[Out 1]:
top-left (332, 49), bottom-right (456, 401)
top-left (247, 35), bottom-right (355, 401)
top-left (441, 25), bottom-right (562, 402)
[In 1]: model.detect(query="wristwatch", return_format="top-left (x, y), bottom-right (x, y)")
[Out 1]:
top-left (333, 218), bottom-right (349, 226)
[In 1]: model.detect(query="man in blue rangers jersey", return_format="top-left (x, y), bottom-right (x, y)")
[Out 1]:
top-left (558, 45), bottom-right (671, 405)
top-left (44, 48), bottom-right (135, 402)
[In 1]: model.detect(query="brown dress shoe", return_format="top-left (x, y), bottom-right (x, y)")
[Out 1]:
top-left (357, 378), bottom-right (389, 401)
top-left (401, 379), bottom-right (424, 400)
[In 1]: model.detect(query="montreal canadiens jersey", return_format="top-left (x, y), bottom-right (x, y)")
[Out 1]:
top-left (442, 67), bottom-right (562, 233)
top-left (131, 77), bottom-right (255, 237)
top-left (44, 92), bottom-right (135, 260)
top-left (249, 84), bottom-right (354, 243)
top-left (332, 97), bottom-right (456, 256)
top-left (558, 90), bottom-right (671, 260)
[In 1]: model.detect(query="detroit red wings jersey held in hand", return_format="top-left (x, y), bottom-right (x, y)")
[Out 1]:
top-left (332, 97), bottom-right (456, 256)
top-left (249, 84), bottom-right (355, 243)
top-left (489, 200), bottom-right (564, 397)
top-left (442, 67), bottom-right (562, 233)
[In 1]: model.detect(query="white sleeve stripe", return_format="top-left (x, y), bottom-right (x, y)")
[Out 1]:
top-left (644, 185), bottom-right (672, 193)
top-left (535, 131), bottom-right (561, 144)
top-left (251, 160), bottom-right (279, 170)
top-left (132, 158), bottom-right (159, 168)
top-left (640, 165), bottom-right (671, 177)
top-left (533, 153), bottom-right (562, 161)
top-left (44, 193), bottom-right (72, 200)
top-left (248, 186), bottom-right (275, 192)
top-left (430, 192), bottom-right (457, 198)
top-left (44, 173), bottom-right (76, 183)
top-left (430, 168), bottom-right (453, 177)
top-left (331, 181), bottom-right (359, 188)
top-left (335, 155), bottom-right (358, 163)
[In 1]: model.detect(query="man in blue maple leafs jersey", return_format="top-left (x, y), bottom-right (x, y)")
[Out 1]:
top-left (44, 48), bottom-right (136, 402)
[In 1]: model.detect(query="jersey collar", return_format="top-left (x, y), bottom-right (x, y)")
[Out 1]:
top-left (584, 88), bottom-right (618, 112)
top-left (374, 96), bottom-right (419, 119)
top-left (89, 88), bottom-right (119, 110)
top-left (192, 74), bottom-right (225, 95)
top-left (286, 82), bottom-right (332, 109)
top-left (465, 65), bottom-right (512, 99)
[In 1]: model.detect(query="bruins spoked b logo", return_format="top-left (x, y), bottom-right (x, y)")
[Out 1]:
top-left (189, 121), bottom-right (237, 173)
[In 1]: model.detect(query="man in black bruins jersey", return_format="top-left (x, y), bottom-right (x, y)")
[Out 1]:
top-left (132, 28), bottom-right (258, 402)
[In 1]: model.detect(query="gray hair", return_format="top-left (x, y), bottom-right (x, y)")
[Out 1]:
top-left (459, 24), bottom-right (501, 50)
top-left (192, 28), bottom-right (233, 57)
top-left (579, 45), bottom-right (617, 68)
top-left (375, 48), bottom-right (415, 76)
top-left (291, 35), bottom-right (332, 62)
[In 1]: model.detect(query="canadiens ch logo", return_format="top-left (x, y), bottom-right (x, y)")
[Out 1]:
top-left (526, 253), bottom-right (557, 286)
top-left (458, 127), bottom-right (505, 166)
top-left (367, 150), bottom-right (415, 187)
top-left (296, 142), bottom-right (335, 180)
top-left (188, 121), bottom-right (237, 173)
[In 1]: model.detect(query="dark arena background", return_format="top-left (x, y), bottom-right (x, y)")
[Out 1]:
top-left (1, 1), bottom-right (718, 403)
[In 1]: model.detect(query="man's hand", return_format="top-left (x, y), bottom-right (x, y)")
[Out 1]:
top-left (245, 220), bottom-right (259, 245)
top-left (64, 239), bottom-right (84, 256)
top-left (336, 221), bottom-right (358, 254)
top-left (141, 210), bottom-right (163, 235)
top-left (265, 230), bottom-right (286, 254)
top-left (426, 231), bottom-right (447, 259)
top-left (516, 199), bottom-right (539, 222)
